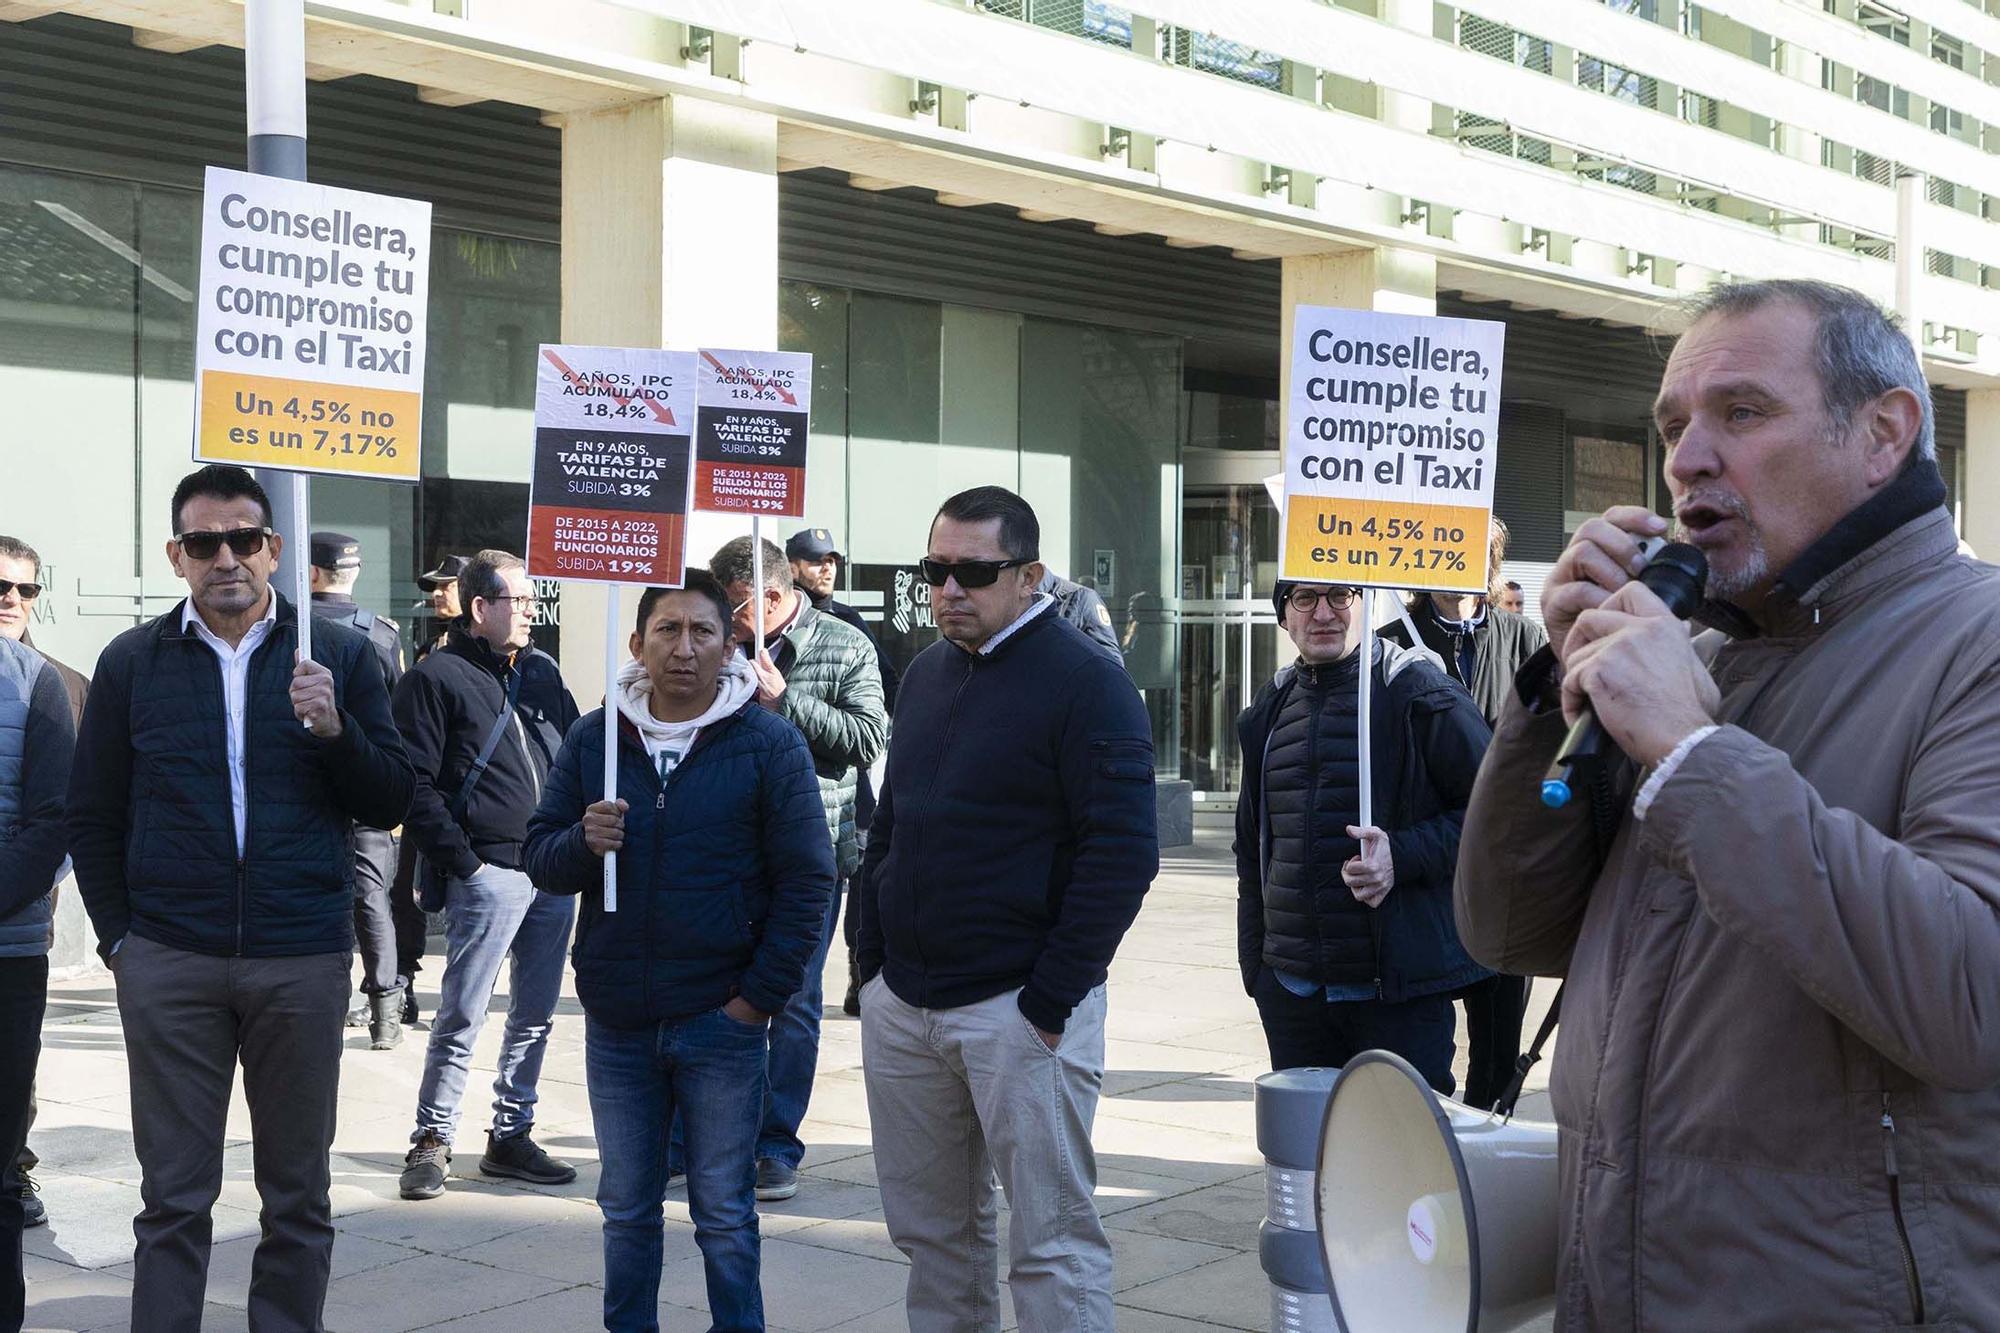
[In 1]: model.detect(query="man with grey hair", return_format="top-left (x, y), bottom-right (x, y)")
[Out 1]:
top-left (1457, 279), bottom-right (2000, 1327)
top-left (686, 534), bottom-right (886, 1202)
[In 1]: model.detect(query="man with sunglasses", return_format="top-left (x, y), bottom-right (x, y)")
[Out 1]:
top-left (66, 464), bottom-right (414, 1332)
top-left (1235, 580), bottom-right (1492, 1093)
top-left (0, 535), bottom-right (86, 1235)
top-left (856, 486), bottom-right (1158, 1331)
top-left (391, 549), bottom-right (581, 1201)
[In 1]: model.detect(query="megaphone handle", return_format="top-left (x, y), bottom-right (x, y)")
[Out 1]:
top-left (1491, 984), bottom-right (1564, 1120)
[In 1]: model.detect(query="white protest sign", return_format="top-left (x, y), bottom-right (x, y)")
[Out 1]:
top-left (1281, 307), bottom-right (1505, 592)
top-left (693, 348), bottom-right (812, 517)
top-left (193, 166), bottom-right (431, 480)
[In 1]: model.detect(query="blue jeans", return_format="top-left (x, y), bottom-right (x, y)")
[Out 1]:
top-left (588, 1011), bottom-right (768, 1333)
top-left (668, 878), bottom-right (842, 1175)
top-left (414, 864), bottom-right (575, 1145)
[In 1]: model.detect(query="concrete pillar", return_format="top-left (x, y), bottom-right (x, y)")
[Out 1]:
top-left (1277, 247), bottom-right (1438, 408)
top-left (555, 97), bottom-right (779, 705)
top-left (1963, 389), bottom-right (2000, 557)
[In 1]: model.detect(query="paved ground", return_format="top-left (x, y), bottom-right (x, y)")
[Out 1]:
top-left (22, 827), bottom-right (1554, 1332)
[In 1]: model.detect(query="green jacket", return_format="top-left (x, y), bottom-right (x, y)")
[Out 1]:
top-left (770, 600), bottom-right (889, 877)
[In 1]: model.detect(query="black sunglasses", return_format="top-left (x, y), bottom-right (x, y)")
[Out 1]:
top-left (176, 527), bottom-right (273, 561)
top-left (919, 557), bottom-right (1030, 589)
top-left (0, 580), bottom-right (42, 601)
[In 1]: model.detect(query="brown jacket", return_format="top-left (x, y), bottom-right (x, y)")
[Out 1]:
top-left (1457, 485), bottom-right (2000, 1330)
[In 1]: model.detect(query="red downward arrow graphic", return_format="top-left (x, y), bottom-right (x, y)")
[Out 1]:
top-left (542, 349), bottom-right (678, 427)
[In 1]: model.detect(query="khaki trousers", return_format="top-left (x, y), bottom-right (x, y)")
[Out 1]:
top-left (861, 978), bottom-right (1114, 1332)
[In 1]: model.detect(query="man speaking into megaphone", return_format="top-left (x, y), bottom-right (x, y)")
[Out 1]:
top-left (1456, 279), bottom-right (2000, 1331)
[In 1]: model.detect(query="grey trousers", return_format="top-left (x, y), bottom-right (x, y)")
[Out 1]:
top-left (352, 828), bottom-right (401, 995)
top-left (861, 978), bottom-right (1114, 1333)
top-left (116, 934), bottom-right (350, 1333)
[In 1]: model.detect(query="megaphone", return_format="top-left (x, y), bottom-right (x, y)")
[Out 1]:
top-left (1315, 1050), bottom-right (1560, 1332)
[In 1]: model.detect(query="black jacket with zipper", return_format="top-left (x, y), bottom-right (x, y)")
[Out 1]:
top-left (856, 606), bottom-right (1158, 1035)
top-left (66, 594), bottom-right (413, 960)
top-left (1234, 640), bottom-right (1493, 1003)
top-left (392, 627), bottom-right (578, 879)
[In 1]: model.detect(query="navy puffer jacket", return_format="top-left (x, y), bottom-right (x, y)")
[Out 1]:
top-left (524, 701), bottom-right (834, 1028)
top-left (67, 595), bottom-right (414, 960)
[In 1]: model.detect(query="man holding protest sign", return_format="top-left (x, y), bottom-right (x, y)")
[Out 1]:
top-left (525, 574), bottom-right (833, 1333)
top-left (698, 534), bottom-right (885, 1203)
top-left (66, 464), bottom-right (414, 1331)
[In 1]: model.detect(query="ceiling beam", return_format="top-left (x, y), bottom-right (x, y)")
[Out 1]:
top-left (1093, 224), bottom-right (1145, 237)
top-left (845, 175), bottom-right (908, 192)
top-left (418, 86), bottom-right (486, 107)
top-left (0, 2), bottom-right (63, 20)
top-left (934, 192), bottom-right (988, 208)
top-left (1016, 209), bottom-right (1067, 223)
top-left (132, 28), bottom-right (211, 53)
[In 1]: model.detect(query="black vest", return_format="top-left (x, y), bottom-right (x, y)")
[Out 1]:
top-left (1259, 652), bottom-right (1375, 988)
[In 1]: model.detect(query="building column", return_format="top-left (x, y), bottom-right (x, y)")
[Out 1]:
top-left (554, 96), bottom-right (779, 704)
top-left (1278, 247), bottom-right (1438, 406)
top-left (1963, 389), bottom-right (2000, 557)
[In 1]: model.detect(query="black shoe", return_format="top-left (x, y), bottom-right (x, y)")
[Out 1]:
top-left (345, 996), bottom-right (368, 1028)
top-left (368, 988), bottom-right (405, 1051)
top-left (480, 1131), bottom-right (577, 1185)
top-left (402, 989), bottom-right (420, 1027)
top-left (842, 982), bottom-right (860, 1017)
top-left (18, 1172), bottom-right (45, 1228)
top-left (399, 1132), bottom-right (451, 1200)
top-left (755, 1159), bottom-right (799, 1202)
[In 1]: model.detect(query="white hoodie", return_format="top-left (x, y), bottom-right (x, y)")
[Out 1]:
top-left (614, 653), bottom-right (758, 781)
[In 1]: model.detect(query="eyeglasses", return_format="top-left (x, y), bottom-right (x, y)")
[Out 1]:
top-left (0, 580), bottom-right (42, 601)
top-left (175, 527), bottom-right (273, 561)
top-left (1286, 586), bottom-right (1360, 614)
top-left (483, 594), bottom-right (539, 609)
top-left (919, 557), bottom-right (1029, 589)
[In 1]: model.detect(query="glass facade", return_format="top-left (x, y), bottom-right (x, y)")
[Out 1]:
top-left (0, 162), bottom-right (1186, 776)
top-left (780, 283), bottom-right (1185, 775)
top-left (0, 162), bottom-right (562, 669)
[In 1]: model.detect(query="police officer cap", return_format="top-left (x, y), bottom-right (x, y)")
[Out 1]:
top-left (310, 531), bottom-right (362, 572)
top-left (419, 554), bottom-right (470, 589)
top-left (785, 528), bottom-right (842, 562)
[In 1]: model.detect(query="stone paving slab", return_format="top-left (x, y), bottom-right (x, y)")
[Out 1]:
top-left (23, 827), bottom-right (1555, 1331)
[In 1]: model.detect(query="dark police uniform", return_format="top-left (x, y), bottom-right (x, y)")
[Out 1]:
top-left (310, 533), bottom-right (416, 1014)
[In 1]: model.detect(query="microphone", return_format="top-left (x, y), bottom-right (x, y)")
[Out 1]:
top-left (1540, 539), bottom-right (1709, 810)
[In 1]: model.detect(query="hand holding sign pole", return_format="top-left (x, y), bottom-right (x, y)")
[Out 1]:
top-left (527, 345), bottom-right (698, 912)
top-left (1280, 307), bottom-right (1505, 849)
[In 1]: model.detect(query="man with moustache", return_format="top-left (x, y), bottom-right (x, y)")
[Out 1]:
top-left (67, 464), bottom-right (413, 1331)
top-left (856, 486), bottom-right (1157, 1331)
top-left (1457, 280), bottom-right (2000, 1328)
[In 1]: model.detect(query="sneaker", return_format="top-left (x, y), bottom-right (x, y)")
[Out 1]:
top-left (18, 1172), bottom-right (45, 1228)
top-left (480, 1131), bottom-right (577, 1186)
top-left (755, 1158), bottom-right (799, 1202)
top-left (399, 1133), bottom-right (451, 1200)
